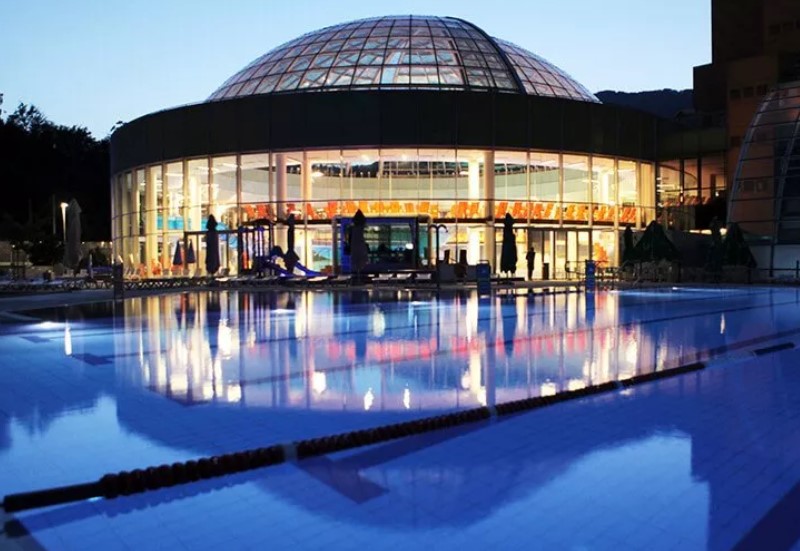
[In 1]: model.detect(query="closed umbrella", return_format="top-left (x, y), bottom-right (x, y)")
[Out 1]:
top-left (349, 209), bottom-right (369, 275)
top-left (173, 240), bottom-right (183, 267)
top-left (622, 225), bottom-right (636, 264)
top-left (63, 199), bottom-right (82, 272)
top-left (186, 240), bottom-right (196, 264)
top-left (500, 213), bottom-right (517, 275)
top-left (630, 221), bottom-right (680, 263)
top-left (722, 223), bottom-right (757, 267)
top-left (205, 214), bottom-right (221, 276)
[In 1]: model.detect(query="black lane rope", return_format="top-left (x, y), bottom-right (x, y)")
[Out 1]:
top-left (1, 360), bottom-right (708, 514)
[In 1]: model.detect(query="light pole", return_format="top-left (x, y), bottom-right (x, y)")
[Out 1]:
top-left (60, 202), bottom-right (68, 242)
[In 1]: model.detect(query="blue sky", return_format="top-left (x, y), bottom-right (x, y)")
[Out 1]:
top-left (0, 0), bottom-right (709, 138)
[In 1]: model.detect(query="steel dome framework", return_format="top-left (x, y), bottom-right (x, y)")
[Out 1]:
top-left (208, 16), bottom-right (599, 102)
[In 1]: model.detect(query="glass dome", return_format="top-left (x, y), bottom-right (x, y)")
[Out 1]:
top-left (729, 82), bottom-right (800, 242)
top-left (208, 16), bottom-right (599, 103)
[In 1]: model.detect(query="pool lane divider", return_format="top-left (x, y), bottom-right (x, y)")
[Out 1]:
top-left (753, 342), bottom-right (795, 356)
top-left (2, 360), bottom-right (708, 513)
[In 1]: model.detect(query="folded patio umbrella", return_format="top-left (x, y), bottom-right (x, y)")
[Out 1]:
top-left (186, 240), bottom-right (196, 264)
top-left (173, 240), bottom-right (183, 266)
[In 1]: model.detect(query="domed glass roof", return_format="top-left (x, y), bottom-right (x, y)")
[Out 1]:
top-left (208, 16), bottom-right (599, 103)
top-left (729, 82), bottom-right (800, 242)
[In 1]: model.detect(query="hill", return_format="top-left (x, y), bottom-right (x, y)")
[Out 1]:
top-left (595, 89), bottom-right (693, 120)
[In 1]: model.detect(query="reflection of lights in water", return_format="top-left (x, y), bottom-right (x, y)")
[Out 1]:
top-left (720, 314), bottom-right (726, 335)
top-left (227, 384), bottom-right (242, 403)
top-left (218, 320), bottom-right (232, 358)
top-left (540, 382), bottom-right (557, 396)
top-left (403, 387), bottom-right (411, 409)
top-left (477, 387), bottom-right (487, 406)
top-left (143, 361), bottom-right (150, 384)
top-left (64, 325), bottom-right (72, 356)
top-left (364, 388), bottom-right (375, 411)
top-left (371, 308), bottom-right (386, 337)
top-left (620, 388), bottom-right (634, 396)
top-left (156, 358), bottom-right (167, 388)
top-left (170, 375), bottom-right (188, 395)
top-left (38, 321), bottom-right (60, 330)
top-left (465, 294), bottom-right (478, 339)
top-left (312, 371), bottom-right (327, 394)
top-left (247, 328), bottom-right (256, 348)
top-left (410, 301), bottom-right (430, 306)
top-left (460, 369), bottom-right (471, 390)
top-left (625, 340), bottom-right (638, 364)
top-left (567, 379), bottom-right (586, 391)
top-left (202, 382), bottom-right (214, 400)
top-left (270, 309), bottom-right (295, 315)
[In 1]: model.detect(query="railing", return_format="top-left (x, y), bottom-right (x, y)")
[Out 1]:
top-left (237, 199), bottom-right (646, 226)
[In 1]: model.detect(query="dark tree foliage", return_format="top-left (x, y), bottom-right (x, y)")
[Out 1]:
top-left (0, 100), bottom-right (110, 244)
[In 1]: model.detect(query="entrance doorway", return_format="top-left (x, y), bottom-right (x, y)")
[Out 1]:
top-left (527, 228), bottom-right (617, 280)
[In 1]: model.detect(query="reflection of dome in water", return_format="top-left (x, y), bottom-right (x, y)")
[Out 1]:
top-left (729, 83), bottom-right (800, 243)
top-left (208, 16), bottom-right (599, 102)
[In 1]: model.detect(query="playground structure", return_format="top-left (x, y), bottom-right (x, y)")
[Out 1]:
top-left (237, 220), bottom-right (321, 278)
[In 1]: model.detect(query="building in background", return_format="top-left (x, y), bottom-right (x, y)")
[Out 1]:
top-left (110, 16), bottom-right (662, 279)
top-left (694, 0), bottom-right (800, 271)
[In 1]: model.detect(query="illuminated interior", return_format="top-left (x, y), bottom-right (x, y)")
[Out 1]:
top-left (112, 148), bottom-right (656, 278)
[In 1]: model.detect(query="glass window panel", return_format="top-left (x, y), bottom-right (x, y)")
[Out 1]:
top-left (436, 50), bottom-right (460, 65)
top-left (439, 67), bottom-right (465, 85)
top-left (343, 38), bottom-right (365, 50)
top-left (563, 155), bottom-right (589, 203)
top-left (365, 37), bottom-right (387, 49)
top-left (593, 157), bottom-right (616, 206)
top-left (254, 75), bottom-right (280, 94)
top-left (387, 36), bottom-right (410, 49)
top-left (530, 152), bottom-right (560, 201)
top-left (358, 51), bottom-right (384, 65)
top-left (310, 54), bottom-right (335, 69)
top-left (320, 39), bottom-right (344, 53)
top-left (288, 56), bottom-right (312, 72)
top-left (334, 52), bottom-right (359, 66)
top-left (302, 42), bottom-right (324, 55)
top-left (353, 66), bottom-right (381, 85)
top-left (241, 154), bottom-right (270, 223)
top-left (413, 49), bottom-right (436, 64)
top-left (275, 72), bottom-right (302, 91)
top-left (384, 49), bottom-right (404, 64)
top-left (299, 69), bottom-right (328, 88)
top-left (326, 67), bottom-right (354, 85)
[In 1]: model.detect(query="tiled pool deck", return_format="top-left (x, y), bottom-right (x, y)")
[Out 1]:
top-left (1, 286), bottom-right (800, 549)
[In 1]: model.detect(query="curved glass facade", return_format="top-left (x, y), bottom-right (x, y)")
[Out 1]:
top-left (208, 16), bottom-right (599, 102)
top-left (111, 148), bottom-right (655, 279)
top-left (729, 83), bottom-right (800, 242)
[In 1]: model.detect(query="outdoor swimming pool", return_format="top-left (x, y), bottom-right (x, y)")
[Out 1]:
top-left (1, 286), bottom-right (800, 549)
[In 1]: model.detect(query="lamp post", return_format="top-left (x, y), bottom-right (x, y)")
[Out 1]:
top-left (60, 202), bottom-right (68, 242)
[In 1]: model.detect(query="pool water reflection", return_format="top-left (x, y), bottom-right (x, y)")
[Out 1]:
top-left (3, 287), bottom-right (800, 549)
top-left (105, 287), bottom-right (794, 412)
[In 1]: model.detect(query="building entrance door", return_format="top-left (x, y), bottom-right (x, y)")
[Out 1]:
top-left (527, 228), bottom-right (593, 280)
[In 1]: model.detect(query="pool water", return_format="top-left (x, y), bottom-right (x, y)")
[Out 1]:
top-left (1, 286), bottom-right (800, 549)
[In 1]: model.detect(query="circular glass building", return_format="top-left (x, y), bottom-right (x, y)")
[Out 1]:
top-left (728, 82), bottom-right (800, 270)
top-left (110, 15), bottom-right (661, 279)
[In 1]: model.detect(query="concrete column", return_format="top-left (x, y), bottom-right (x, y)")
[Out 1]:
top-left (275, 153), bottom-right (287, 250)
top-left (130, 174), bottom-right (140, 266)
top-left (483, 151), bottom-right (496, 270)
top-left (467, 158), bottom-right (481, 263)
top-left (182, 159), bottom-right (190, 234)
top-left (161, 163), bottom-right (170, 271)
top-left (276, 153), bottom-right (287, 218)
top-left (144, 167), bottom-right (158, 275)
